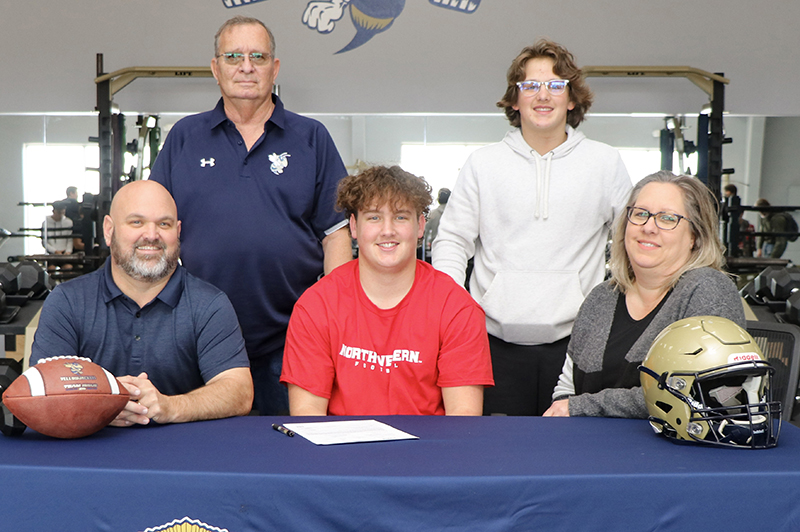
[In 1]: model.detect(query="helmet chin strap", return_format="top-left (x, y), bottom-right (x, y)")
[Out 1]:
top-left (717, 416), bottom-right (770, 447)
top-left (707, 374), bottom-right (769, 446)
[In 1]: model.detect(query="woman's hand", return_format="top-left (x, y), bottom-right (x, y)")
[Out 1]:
top-left (543, 399), bottom-right (570, 417)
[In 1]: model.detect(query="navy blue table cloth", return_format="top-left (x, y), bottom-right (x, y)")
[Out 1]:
top-left (2, 416), bottom-right (798, 531)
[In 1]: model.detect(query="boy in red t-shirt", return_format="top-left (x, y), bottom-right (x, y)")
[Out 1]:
top-left (280, 166), bottom-right (493, 416)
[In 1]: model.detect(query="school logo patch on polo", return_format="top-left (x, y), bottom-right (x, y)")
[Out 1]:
top-left (269, 152), bottom-right (291, 175)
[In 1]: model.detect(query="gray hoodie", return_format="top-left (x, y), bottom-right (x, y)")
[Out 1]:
top-left (432, 126), bottom-right (631, 345)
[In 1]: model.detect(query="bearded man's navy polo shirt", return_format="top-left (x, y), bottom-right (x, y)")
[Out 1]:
top-left (31, 259), bottom-right (249, 397)
top-left (149, 95), bottom-right (347, 362)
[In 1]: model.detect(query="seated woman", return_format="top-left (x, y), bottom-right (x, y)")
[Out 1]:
top-left (543, 171), bottom-right (745, 418)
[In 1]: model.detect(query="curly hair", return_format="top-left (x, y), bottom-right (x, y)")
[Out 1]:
top-left (608, 171), bottom-right (726, 293)
top-left (497, 39), bottom-right (593, 129)
top-left (336, 166), bottom-right (432, 220)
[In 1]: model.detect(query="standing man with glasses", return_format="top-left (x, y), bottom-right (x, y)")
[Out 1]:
top-left (150, 16), bottom-right (352, 415)
top-left (432, 39), bottom-right (632, 416)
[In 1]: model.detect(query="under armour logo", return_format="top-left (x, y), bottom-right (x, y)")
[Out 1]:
top-left (200, 158), bottom-right (215, 167)
top-left (269, 152), bottom-right (291, 175)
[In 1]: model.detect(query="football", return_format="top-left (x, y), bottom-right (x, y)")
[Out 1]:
top-left (2, 356), bottom-right (129, 438)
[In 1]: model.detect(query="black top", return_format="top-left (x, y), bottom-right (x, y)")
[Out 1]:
top-left (575, 290), bottom-right (672, 395)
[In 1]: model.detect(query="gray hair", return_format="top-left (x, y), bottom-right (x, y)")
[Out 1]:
top-left (214, 16), bottom-right (276, 57)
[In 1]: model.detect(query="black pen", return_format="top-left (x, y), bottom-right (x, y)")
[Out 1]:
top-left (272, 423), bottom-right (295, 437)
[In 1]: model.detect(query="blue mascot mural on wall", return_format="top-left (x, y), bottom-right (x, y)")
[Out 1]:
top-left (222, 0), bottom-right (481, 54)
top-left (303, 0), bottom-right (405, 54)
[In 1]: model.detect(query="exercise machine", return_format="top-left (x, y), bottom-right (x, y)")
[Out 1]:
top-left (584, 66), bottom-right (730, 199)
top-left (93, 54), bottom-right (214, 251)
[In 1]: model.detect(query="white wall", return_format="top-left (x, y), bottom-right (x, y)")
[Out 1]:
top-left (2, 0), bottom-right (800, 116)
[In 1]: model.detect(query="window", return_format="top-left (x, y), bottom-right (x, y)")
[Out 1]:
top-left (403, 144), bottom-right (699, 206)
top-left (23, 144), bottom-right (99, 254)
top-left (618, 148), bottom-right (698, 184)
top-left (400, 143), bottom-right (487, 207)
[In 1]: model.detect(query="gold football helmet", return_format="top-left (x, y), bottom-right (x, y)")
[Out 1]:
top-left (640, 316), bottom-right (781, 449)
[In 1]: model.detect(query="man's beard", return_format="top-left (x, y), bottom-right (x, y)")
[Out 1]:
top-left (111, 234), bottom-right (180, 283)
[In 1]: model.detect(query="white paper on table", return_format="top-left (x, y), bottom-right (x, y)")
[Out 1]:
top-left (283, 419), bottom-right (419, 445)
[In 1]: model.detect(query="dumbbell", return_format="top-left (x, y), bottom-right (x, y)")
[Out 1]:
top-left (770, 266), bottom-right (800, 301)
top-left (0, 359), bottom-right (25, 437)
top-left (787, 291), bottom-right (800, 327)
top-left (0, 263), bottom-right (20, 295)
top-left (753, 266), bottom-right (785, 300)
top-left (17, 261), bottom-right (54, 298)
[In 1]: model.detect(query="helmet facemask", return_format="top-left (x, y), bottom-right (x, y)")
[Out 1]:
top-left (688, 362), bottom-right (778, 447)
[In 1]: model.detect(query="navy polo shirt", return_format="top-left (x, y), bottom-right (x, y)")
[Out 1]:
top-left (150, 95), bottom-right (347, 360)
top-left (31, 260), bottom-right (249, 397)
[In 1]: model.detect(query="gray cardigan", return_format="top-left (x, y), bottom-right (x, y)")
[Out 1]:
top-left (555, 267), bottom-right (746, 418)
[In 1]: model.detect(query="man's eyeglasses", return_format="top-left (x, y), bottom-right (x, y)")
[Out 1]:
top-left (626, 206), bottom-right (691, 231)
top-left (217, 52), bottom-right (272, 66)
top-left (516, 79), bottom-right (569, 96)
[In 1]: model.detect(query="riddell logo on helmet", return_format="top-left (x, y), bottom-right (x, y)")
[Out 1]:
top-left (728, 352), bottom-right (760, 363)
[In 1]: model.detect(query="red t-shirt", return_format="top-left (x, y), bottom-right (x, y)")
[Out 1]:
top-left (281, 260), bottom-right (493, 415)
